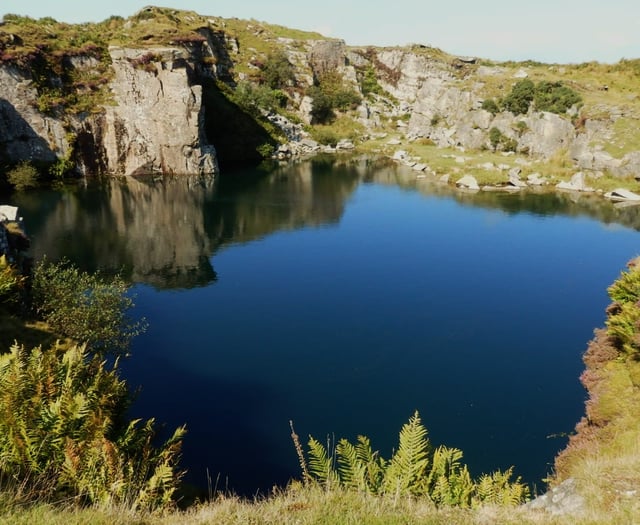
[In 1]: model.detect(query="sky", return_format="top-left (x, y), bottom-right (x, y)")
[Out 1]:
top-left (1, 0), bottom-right (638, 64)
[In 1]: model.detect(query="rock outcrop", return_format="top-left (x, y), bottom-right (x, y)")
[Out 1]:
top-left (0, 65), bottom-right (69, 164)
top-left (99, 47), bottom-right (217, 176)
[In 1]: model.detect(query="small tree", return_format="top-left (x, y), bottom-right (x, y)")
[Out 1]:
top-left (489, 127), bottom-right (503, 151)
top-left (31, 258), bottom-right (146, 356)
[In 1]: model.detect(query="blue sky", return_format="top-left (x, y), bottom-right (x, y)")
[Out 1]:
top-left (1, 0), bottom-right (638, 64)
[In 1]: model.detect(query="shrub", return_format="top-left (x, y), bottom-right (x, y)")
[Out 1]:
top-left (232, 81), bottom-right (289, 115)
top-left (0, 255), bottom-right (25, 308)
top-left (0, 342), bottom-right (185, 508)
top-left (481, 99), bottom-right (499, 115)
top-left (31, 259), bottom-right (146, 356)
top-left (502, 79), bottom-right (535, 115)
top-left (489, 127), bottom-right (518, 152)
top-left (533, 81), bottom-right (582, 114)
top-left (307, 71), bottom-right (362, 125)
top-left (489, 127), bottom-right (503, 150)
top-left (311, 126), bottom-right (339, 147)
top-left (256, 142), bottom-right (275, 158)
top-left (7, 161), bottom-right (39, 191)
top-left (359, 65), bottom-right (383, 97)
top-left (261, 50), bottom-right (296, 90)
top-left (514, 120), bottom-right (529, 135)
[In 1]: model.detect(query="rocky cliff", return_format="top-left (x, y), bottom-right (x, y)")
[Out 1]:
top-left (0, 7), bottom-right (639, 181)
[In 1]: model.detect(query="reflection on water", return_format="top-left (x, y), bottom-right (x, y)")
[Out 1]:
top-left (14, 155), bottom-right (640, 289)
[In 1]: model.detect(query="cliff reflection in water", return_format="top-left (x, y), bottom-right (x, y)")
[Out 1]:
top-left (16, 154), bottom-right (640, 290)
top-left (20, 156), bottom-right (362, 288)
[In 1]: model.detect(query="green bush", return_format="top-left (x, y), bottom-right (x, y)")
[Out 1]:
top-left (310, 126), bottom-right (339, 147)
top-left (500, 79), bottom-right (581, 116)
top-left (256, 142), bottom-right (275, 158)
top-left (232, 81), bottom-right (288, 115)
top-left (359, 65), bottom-right (383, 97)
top-left (31, 259), bottom-right (146, 356)
top-left (489, 127), bottom-right (518, 152)
top-left (489, 127), bottom-right (503, 150)
top-left (0, 255), bottom-right (25, 308)
top-left (502, 79), bottom-right (535, 115)
top-left (533, 81), bottom-right (582, 114)
top-left (261, 50), bottom-right (296, 90)
top-left (0, 342), bottom-right (185, 509)
top-left (308, 85), bottom-right (335, 124)
top-left (7, 161), bottom-right (39, 191)
top-left (308, 71), bottom-right (362, 125)
top-left (481, 99), bottom-right (500, 115)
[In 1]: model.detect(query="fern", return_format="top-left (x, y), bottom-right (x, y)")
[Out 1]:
top-left (608, 264), bottom-right (640, 304)
top-left (336, 438), bottom-right (366, 491)
top-left (473, 467), bottom-right (529, 507)
top-left (427, 446), bottom-right (474, 507)
top-left (305, 411), bottom-right (530, 508)
top-left (382, 411), bottom-right (430, 496)
top-left (307, 436), bottom-right (338, 489)
top-left (355, 435), bottom-right (385, 493)
top-left (0, 343), bottom-right (184, 509)
top-left (606, 301), bottom-right (640, 354)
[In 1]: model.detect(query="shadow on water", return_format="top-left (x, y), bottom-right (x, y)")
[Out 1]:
top-left (120, 348), bottom-right (295, 497)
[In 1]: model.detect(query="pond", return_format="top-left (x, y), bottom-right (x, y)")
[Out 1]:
top-left (13, 155), bottom-right (640, 496)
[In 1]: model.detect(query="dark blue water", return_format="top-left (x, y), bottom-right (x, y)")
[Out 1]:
top-left (16, 156), bottom-right (640, 495)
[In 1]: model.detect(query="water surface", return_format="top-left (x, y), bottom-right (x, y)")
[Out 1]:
top-left (15, 156), bottom-right (640, 495)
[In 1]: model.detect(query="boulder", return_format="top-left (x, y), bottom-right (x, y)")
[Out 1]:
top-left (556, 172), bottom-right (595, 192)
top-left (336, 139), bottom-right (355, 150)
top-left (102, 47), bottom-right (217, 176)
top-left (456, 174), bottom-right (479, 190)
top-left (392, 150), bottom-right (409, 161)
top-left (527, 478), bottom-right (585, 516)
top-left (604, 188), bottom-right (640, 202)
top-left (0, 205), bottom-right (19, 222)
top-left (508, 171), bottom-right (528, 188)
top-left (527, 173), bottom-right (547, 186)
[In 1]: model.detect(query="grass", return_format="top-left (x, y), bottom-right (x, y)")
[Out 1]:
top-left (601, 117), bottom-right (640, 158)
top-left (0, 482), bottom-right (636, 524)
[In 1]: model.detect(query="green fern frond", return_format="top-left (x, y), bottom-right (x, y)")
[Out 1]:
top-left (355, 435), bottom-right (385, 493)
top-left (307, 436), bottom-right (338, 488)
top-left (608, 265), bottom-right (640, 304)
top-left (472, 467), bottom-right (530, 507)
top-left (382, 411), bottom-right (430, 496)
top-left (336, 438), bottom-right (368, 491)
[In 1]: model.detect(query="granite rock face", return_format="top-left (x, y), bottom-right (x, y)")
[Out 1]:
top-left (0, 45), bottom-right (218, 178)
top-left (100, 47), bottom-right (217, 176)
top-left (0, 65), bottom-right (69, 164)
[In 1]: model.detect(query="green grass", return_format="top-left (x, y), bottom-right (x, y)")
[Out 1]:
top-left (601, 117), bottom-right (640, 158)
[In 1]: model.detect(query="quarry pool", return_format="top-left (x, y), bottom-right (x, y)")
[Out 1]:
top-left (17, 155), bottom-right (640, 495)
